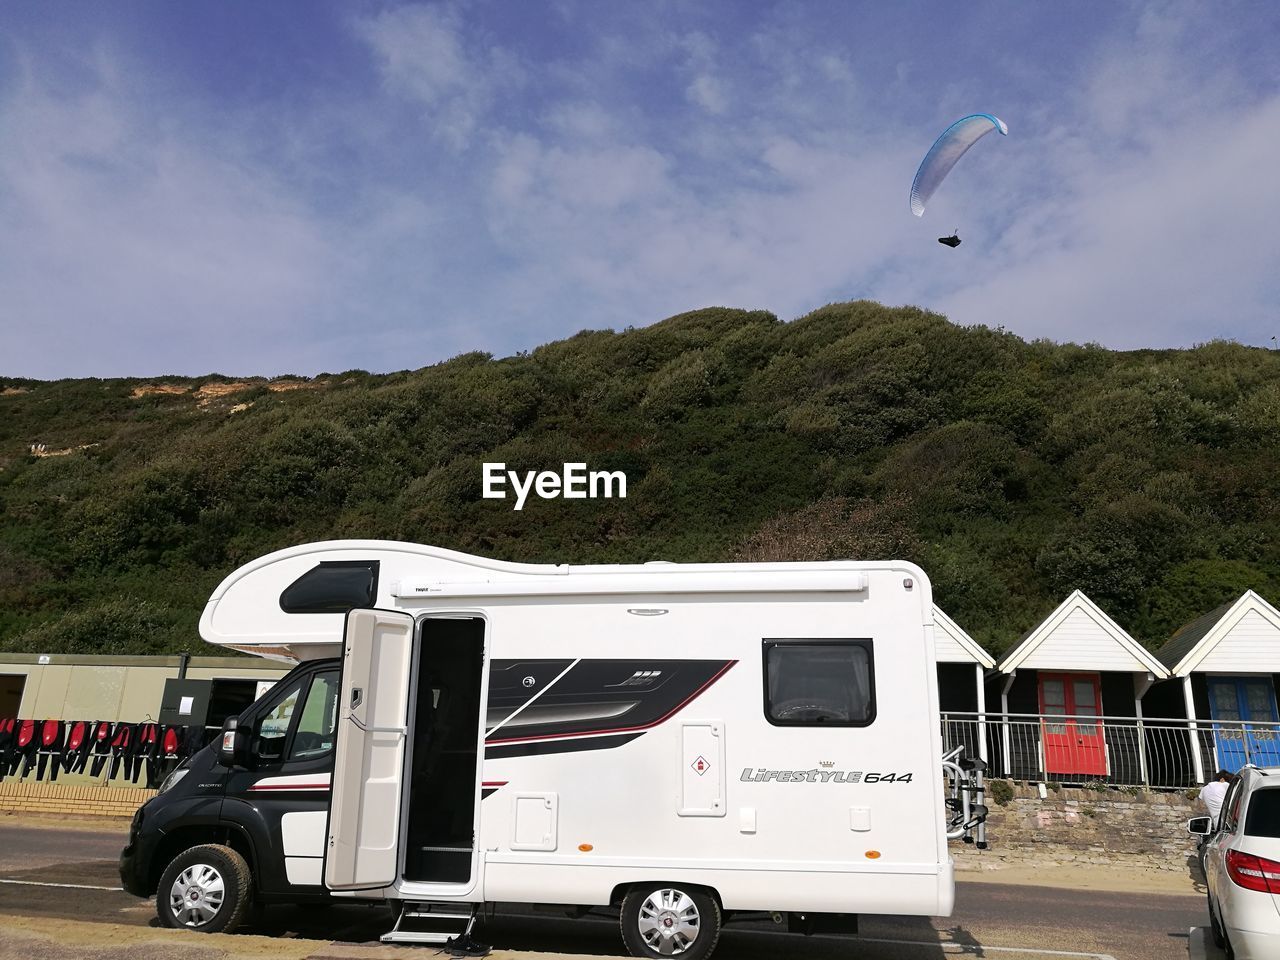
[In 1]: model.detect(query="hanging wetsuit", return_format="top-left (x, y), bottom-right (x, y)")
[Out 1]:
top-left (63, 720), bottom-right (92, 775)
top-left (182, 725), bottom-right (207, 758)
top-left (134, 723), bottom-right (160, 786)
top-left (36, 719), bottom-right (65, 782)
top-left (108, 722), bottom-right (135, 781)
top-left (0, 718), bottom-right (14, 781)
top-left (88, 721), bottom-right (115, 778)
top-left (14, 719), bottom-right (39, 778)
top-left (157, 726), bottom-right (184, 784)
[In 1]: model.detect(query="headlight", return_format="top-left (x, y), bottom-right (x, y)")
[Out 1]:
top-left (157, 767), bottom-right (189, 796)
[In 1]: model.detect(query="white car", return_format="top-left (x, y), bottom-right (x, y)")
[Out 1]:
top-left (1190, 766), bottom-right (1280, 959)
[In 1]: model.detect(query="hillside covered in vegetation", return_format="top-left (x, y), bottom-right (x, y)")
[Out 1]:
top-left (3, 302), bottom-right (1279, 658)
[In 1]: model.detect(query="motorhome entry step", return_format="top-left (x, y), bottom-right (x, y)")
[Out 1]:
top-left (381, 901), bottom-right (475, 945)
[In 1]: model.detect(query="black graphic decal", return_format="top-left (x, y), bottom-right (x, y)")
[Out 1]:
top-left (485, 659), bottom-right (735, 750)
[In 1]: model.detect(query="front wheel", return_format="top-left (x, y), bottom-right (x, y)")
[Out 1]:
top-left (1208, 892), bottom-right (1225, 948)
top-left (156, 843), bottom-right (253, 934)
top-left (620, 883), bottom-right (721, 959)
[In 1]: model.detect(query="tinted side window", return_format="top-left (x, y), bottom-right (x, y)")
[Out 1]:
top-left (280, 561), bottom-right (380, 614)
top-left (1244, 787), bottom-right (1280, 838)
top-left (764, 640), bottom-right (875, 727)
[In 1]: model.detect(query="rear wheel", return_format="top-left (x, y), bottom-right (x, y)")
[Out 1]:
top-left (156, 843), bottom-right (253, 934)
top-left (620, 883), bottom-right (721, 959)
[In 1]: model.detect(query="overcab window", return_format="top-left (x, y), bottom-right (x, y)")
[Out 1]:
top-left (763, 639), bottom-right (875, 727)
top-left (279, 560), bottom-right (380, 614)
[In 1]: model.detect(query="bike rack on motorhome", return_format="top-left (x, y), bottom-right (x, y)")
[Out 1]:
top-left (119, 540), bottom-right (987, 959)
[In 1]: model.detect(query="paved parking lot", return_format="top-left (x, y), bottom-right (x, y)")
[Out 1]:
top-left (0, 818), bottom-right (1205, 960)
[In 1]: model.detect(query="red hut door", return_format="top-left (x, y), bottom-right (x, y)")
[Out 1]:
top-left (1039, 673), bottom-right (1108, 777)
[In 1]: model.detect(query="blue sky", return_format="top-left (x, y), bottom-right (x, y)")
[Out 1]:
top-left (2, 1), bottom-right (1277, 378)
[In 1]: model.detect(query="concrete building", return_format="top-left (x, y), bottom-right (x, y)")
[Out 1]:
top-left (0, 653), bottom-right (289, 728)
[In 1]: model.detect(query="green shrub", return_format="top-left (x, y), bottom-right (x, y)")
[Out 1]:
top-left (2, 300), bottom-right (1279, 655)
top-left (988, 779), bottom-right (1015, 806)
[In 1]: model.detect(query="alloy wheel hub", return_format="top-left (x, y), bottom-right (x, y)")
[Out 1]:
top-left (169, 863), bottom-right (226, 927)
top-left (637, 889), bottom-right (700, 956)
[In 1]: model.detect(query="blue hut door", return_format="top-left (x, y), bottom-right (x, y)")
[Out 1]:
top-left (1207, 676), bottom-right (1280, 771)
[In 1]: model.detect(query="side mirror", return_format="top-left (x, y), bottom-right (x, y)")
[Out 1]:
top-left (1187, 816), bottom-right (1213, 836)
top-left (218, 717), bottom-right (254, 769)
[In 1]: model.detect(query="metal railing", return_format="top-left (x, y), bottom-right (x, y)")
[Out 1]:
top-left (940, 711), bottom-right (1280, 789)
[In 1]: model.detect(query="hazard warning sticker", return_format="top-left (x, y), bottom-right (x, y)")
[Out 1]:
top-left (691, 755), bottom-right (710, 776)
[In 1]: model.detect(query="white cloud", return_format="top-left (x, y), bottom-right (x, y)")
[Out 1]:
top-left (477, 115), bottom-right (920, 340)
top-left (0, 48), bottom-right (488, 378)
top-left (923, 9), bottom-right (1280, 348)
top-left (540, 100), bottom-right (626, 142)
top-left (468, 2), bottom-right (1279, 355)
top-left (686, 74), bottom-right (727, 115)
top-left (935, 94), bottom-right (1280, 348)
top-left (353, 4), bottom-right (518, 149)
top-left (0, 61), bottom-right (355, 378)
top-left (3, 3), bottom-right (1276, 380)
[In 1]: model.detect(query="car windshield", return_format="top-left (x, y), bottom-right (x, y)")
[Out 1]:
top-left (1244, 786), bottom-right (1280, 838)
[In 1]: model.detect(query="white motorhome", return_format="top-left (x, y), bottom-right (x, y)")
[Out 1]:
top-left (119, 540), bottom-right (985, 959)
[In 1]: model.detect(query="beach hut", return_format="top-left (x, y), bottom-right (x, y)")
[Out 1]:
top-left (934, 604), bottom-right (995, 762)
top-left (1149, 591), bottom-right (1280, 782)
top-left (992, 591), bottom-right (1168, 782)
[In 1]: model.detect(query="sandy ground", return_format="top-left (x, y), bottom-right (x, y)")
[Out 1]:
top-left (0, 915), bottom-right (627, 960)
top-left (2, 812), bottom-right (135, 833)
top-left (0, 915), bottom-right (320, 960)
top-left (957, 862), bottom-right (1200, 896)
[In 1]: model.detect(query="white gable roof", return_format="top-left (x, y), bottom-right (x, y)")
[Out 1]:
top-left (933, 604), bottom-right (995, 667)
top-left (997, 590), bottom-right (1168, 676)
top-left (1163, 591), bottom-right (1280, 676)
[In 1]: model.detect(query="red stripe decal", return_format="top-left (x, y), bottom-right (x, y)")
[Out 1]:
top-left (481, 781), bottom-right (508, 788)
top-left (488, 660), bottom-right (737, 745)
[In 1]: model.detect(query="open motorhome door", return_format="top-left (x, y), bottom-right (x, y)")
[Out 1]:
top-left (325, 608), bottom-right (414, 891)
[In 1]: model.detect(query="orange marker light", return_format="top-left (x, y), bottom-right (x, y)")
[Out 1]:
top-left (865, 850), bottom-right (881, 860)
top-left (579, 844), bottom-right (594, 852)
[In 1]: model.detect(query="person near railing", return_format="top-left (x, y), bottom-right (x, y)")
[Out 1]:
top-left (1199, 769), bottom-right (1235, 827)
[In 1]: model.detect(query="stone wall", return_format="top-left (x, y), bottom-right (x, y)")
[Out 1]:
top-left (954, 781), bottom-right (1202, 873)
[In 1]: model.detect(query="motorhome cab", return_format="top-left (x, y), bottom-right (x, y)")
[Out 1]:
top-left (119, 541), bottom-right (985, 958)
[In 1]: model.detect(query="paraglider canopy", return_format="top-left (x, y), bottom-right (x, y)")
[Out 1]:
top-left (910, 113), bottom-right (1007, 217)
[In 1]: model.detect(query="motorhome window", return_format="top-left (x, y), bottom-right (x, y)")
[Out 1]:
top-left (279, 560), bottom-right (380, 614)
top-left (287, 670), bottom-right (340, 762)
top-left (763, 639), bottom-right (875, 727)
top-left (255, 683), bottom-right (302, 763)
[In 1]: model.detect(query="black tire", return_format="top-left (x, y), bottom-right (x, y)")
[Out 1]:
top-left (156, 843), bottom-right (253, 934)
top-left (619, 883), bottom-right (721, 960)
top-left (1208, 893), bottom-right (1225, 949)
